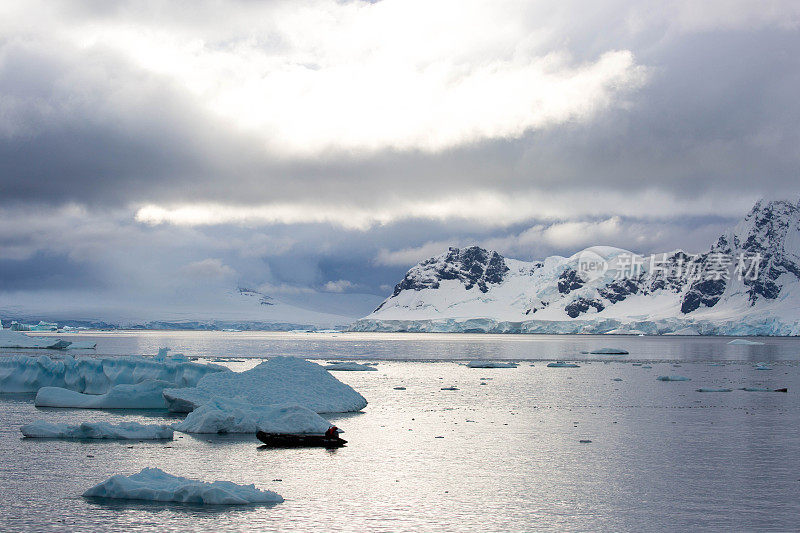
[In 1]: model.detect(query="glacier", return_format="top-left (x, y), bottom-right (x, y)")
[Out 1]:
top-left (82, 468), bottom-right (283, 505)
top-left (354, 199), bottom-right (800, 335)
top-left (21, 421), bottom-right (173, 440)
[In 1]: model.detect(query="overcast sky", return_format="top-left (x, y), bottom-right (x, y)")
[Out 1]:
top-left (1, 0), bottom-right (798, 321)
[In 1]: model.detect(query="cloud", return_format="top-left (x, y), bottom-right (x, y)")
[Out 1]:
top-left (323, 280), bottom-right (355, 293)
top-left (181, 258), bottom-right (235, 279)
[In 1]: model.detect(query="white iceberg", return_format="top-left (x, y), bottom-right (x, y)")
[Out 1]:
top-left (727, 339), bottom-right (765, 345)
top-left (322, 362), bottom-right (378, 371)
top-left (0, 354), bottom-right (226, 394)
top-left (656, 375), bottom-right (691, 381)
top-left (163, 356), bottom-right (367, 414)
top-left (547, 361), bottom-right (580, 368)
top-left (0, 329), bottom-right (71, 349)
top-left (34, 380), bottom-right (174, 409)
top-left (21, 421), bottom-right (173, 439)
top-left (83, 467), bottom-right (283, 505)
top-left (173, 399), bottom-right (333, 434)
top-left (466, 361), bottom-right (518, 368)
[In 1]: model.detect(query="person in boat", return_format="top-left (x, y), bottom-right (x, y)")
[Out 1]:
top-left (324, 426), bottom-right (339, 439)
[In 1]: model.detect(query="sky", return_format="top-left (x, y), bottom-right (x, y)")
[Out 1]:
top-left (0, 0), bottom-right (798, 323)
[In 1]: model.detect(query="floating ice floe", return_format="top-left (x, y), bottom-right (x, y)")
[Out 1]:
top-left (83, 468), bottom-right (283, 505)
top-left (727, 339), bottom-right (765, 345)
top-left (589, 348), bottom-right (629, 355)
top-left (656, 375), bottom-right (691, 381)
top-left (21, 421), bottom-right (173, 439)
top-left (466, 361), bottom-right (518, 368)
top-left (547, 361), bottom-right (580, 368)
top-left (440, 386), bottom-right (459, 390)
top-left (0, 329), bottom-right (71, 349)
top-left (696, 387), bottom-right (732, 392)
top-left (162, 357), bottom-right (367, 414)
top-left (34, 380), bottom-right (174, 409)
top-left (322, 362), bottom-right (378, 371)
top-left (65, 341), bottom-right (98, 350)
top-left (173, 399), bottom-right (332, 434)
top-left (754, 364), bottom-right (772, 370)
top-left (0, 355), bottom-right (226, 394)
top-left (611, 378), bottom-right (623, 381)
top-left (741, 387), bottom-right (771, 392)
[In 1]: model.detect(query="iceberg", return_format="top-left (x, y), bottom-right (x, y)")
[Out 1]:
top-left (0, 329), bottom-right (71, 349)
top-left (754, 364), bottom-right (772, 370)
top-left (547, 361), bottom-right (580, 368)
top-left (163, 357), bottom-right (367, 414)
top-left (322, 362), bottom-right (378, 371)
top-left (83, 467), bottom-right (283, 505)
top-left (727, 339), bottom-right (765, 345)
top-left (656, 375), bottom-right (691, 381)
top-left (466, 361), bottom-right (518, 368)
top-left (21, 421), bottom-right (173, 439)
top-left (589, 348), bottom-right (629, 355)
top-left (65, 341), bottom-right (97, 350)
top-left (34, 380), bottom-right (174, 409)
top-left (173, 399), bottom-right (333, 434)
top-left (0, 355), bottom-right (226, 394)
top-left (696, 387), bottom-right (732, 392)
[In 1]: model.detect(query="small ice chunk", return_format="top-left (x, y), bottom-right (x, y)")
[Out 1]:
top-left (754, 364), bottom-right (772, 370)
top-left (34, 380), bottom-right (173, 409)
top-left (323, 362), bottom-right (378, 371)
top-left (547, 361), bottom-right (580, 368)
top-left (727, 339), bottom-right (764, 345)
top-left (440, 386), bottom-right (459, 391)
top-left (589, 348), bottom-right (629, 355)
top-left (656, 375), bottom-right (691, 381)
top-left (65, 341), bottom-right (97, 350)
top-left (696, 387), bottom-right (732, 392)
top-left (83, 467), bottom-right (283, 505)
top-left (611, 378), bottom-right (623, 381)
top-left (466, 361), bottom-right (518, 368)
top-left (579, 439), bottom-right (592, 443)
top-left (21, 421), bottom-right (173, 439)
top-left (393, 386), bottom-right (406, 390)
top-left (741, 387), bottom-right (771, 392)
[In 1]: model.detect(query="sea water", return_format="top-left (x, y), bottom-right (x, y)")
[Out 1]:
top-left (1, 332), bottom-right (798, 532)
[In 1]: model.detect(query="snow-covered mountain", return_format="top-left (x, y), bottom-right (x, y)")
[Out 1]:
top-left (353, 198), bottom-right (800, 335)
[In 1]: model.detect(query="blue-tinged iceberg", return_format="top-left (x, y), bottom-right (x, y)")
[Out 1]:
top-left (0, 355), bottom-right (227, 394)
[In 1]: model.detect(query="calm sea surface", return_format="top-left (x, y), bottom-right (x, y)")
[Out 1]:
top-left (1, 332), bottom-right (799, 532)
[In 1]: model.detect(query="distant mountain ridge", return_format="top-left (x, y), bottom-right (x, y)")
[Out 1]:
top-left (354, 198), bottom-right (800, 335)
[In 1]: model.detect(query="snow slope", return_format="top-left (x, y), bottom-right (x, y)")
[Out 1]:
top-left (355, 199), bottom-right (800, 335)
